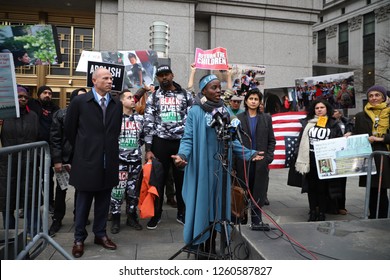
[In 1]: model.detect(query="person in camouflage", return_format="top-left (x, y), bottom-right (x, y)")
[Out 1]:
top-left (143, 65), bottom-right (193, 230)
top-left (110, 89), bottom-right (144, 233)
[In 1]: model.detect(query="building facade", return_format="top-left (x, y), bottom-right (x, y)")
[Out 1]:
top-left (313, 0), bottom-right (390, 115)
top-left (10, 0), bottom-right (390, 111)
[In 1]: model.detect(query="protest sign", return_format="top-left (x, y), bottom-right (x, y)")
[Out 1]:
top-left (77, 50), bottom-right (158, 90)
top-left (0, 24), bottom-right (61, 66)
top-left (0, 53), bottom-right (19, 119)
top-left (194, 47), bottom-right (228, 70)
top-left (87, 61), bottom-right (125, 91)
top-left (313, 134), bottom-right (376, 179)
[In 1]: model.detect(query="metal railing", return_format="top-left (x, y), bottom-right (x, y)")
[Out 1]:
top-left (0, 141), bottom-right (73, 260)
top-left (364, 150), bottom-right (390, 219)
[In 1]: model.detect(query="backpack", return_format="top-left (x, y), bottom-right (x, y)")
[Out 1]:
top-left (341, 91), bottom-right (352, 106)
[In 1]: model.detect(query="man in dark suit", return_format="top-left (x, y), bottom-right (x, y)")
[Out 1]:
top-left (65, 68), bottom-right (123, 258)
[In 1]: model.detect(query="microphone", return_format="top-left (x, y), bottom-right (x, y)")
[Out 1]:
top-left (210, 107), bottom-right (225, 128)
top-left (229, 118), bottom-right (244, 144)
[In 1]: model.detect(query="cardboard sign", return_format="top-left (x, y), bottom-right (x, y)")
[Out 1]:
top-left (0, 53), bottom-right (19, 119)
top-left (87, 61), bottom-right (125, 91)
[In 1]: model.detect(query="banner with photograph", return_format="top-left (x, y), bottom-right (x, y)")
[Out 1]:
top-left (263, 86), bottom-right (296, 114)
top-left (313, 134), bottom-right (376, 179)
top-left (0, 53), bottom-right (19, 119)
top-left (0, 24), bottom-right (61, 66)
top-left (194, 47), bottom-right (229, 70)
top-left (229, 64), bottom-right (266, 94)
top-left (295, 71), bottom-right (355, 109)
top-left (87, 61), bottom-right (125, 91)
top-left (77, 50), bottom-right (158, 90)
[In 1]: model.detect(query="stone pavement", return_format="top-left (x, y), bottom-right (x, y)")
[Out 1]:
top-left (36, 168), bottom-right (368, 260)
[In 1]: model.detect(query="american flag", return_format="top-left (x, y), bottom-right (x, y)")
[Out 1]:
top-left (269, 111), bottom-right (307, 169)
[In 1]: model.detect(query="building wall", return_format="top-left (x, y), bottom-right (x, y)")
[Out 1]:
top-left (313, 0), bottom-right (390, 115)
top-left (95, 0), bottom-right (322, 90)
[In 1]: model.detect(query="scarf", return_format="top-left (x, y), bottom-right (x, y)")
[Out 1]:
top-left (193, 92), bottom-right (224, 113)
top-left (364, 102), bottom-right (390, 137)
top-left (295, 117), bottom-right (318, 174)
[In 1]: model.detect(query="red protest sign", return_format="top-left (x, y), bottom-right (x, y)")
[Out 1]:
top-left (194, 47), bottom-right (228, 70)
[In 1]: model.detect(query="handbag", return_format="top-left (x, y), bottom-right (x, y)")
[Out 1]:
top-left (231, 178), bottom-right (247, 218)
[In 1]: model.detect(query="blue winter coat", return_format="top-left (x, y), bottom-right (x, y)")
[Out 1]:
top-left (178, 105), bottom-right (256, 245)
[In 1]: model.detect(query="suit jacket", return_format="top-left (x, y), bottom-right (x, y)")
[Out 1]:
top-left (64, 90), bottom-right (123, 191)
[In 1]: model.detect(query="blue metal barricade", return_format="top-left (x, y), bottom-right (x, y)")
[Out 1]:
top-left (0, 141), bottom-right (73, 260)
top-left (364, 150), bottom-right (390, 219)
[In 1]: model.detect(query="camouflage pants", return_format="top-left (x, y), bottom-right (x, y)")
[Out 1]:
top-left (110, 161), bottom-right (142, 215)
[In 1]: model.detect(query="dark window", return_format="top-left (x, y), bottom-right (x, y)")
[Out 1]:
top-left (317, 29), bottom-right (326, 63)
top-left (341, 8), bottom-right (345, 15)
top-left (338, 21), bottom-right (349, 65)
top-left (363, 12), bottom-right (375, 92)
top-left (367, 0), bottom-right (371, 5)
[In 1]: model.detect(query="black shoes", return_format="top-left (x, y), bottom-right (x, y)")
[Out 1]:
top-left (146, 215), bottom-right (161, 230)
top-left (110, 214), bottom-right (121, 234)
top-left (308, 210), bottom-right (326, 222)
top-left (49, 219), bottom-right (62, 236)
top-left (127, 213), bottom-right (143, 230)
top-left (176, 213), bottom-right (185, 225)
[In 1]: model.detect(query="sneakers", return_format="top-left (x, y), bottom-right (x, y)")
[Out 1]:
top-left (176, 213), bottom-right (185, 225)
top-left (126, 214), bottom-right (143, 230)
top-left (146, 216), bottom-right (161, 230)
top-left (49, 219), bottom-right (62, 236)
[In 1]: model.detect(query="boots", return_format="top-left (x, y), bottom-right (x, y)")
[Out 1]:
top-left (110, 213), bottom-right (121, 234)
top-left (126, 213), bottom-right (143, 230)
top-left (308, 210), bottom-right (317, 222)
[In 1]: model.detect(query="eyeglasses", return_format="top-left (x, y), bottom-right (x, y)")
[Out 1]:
top-left (18, 95), bottom-right (29, 99)
top-left (231, 100), bottom-right (241, 103)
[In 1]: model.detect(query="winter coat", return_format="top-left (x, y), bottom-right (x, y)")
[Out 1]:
top-left (353, 111), bottom-right (390, 189)
top-left (0, 108), bottom-right (39, 211)
top-left (235, 111), bottom-right (276, 206)
top-left (50, 108), bottom-right (73, 164)
top-left (64, 91), bottom-right (123, 191)
top-left (28, 99), bottom-right (59, 143)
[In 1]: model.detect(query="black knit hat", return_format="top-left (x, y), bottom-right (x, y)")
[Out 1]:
top-left (366, 85), bottom-right (387, 101)
top-left (37, 85), bottom-right (53, 96)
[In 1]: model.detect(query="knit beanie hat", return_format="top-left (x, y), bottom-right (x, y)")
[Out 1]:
top-left (366, 85), bottom-right (387, 101)
top-left (37, 85), bottom-right (53, 96)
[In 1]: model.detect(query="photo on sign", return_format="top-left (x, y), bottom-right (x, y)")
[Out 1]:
top-left (77, 50), bottom-right (158, 90)
top-left (313, 134), bottom-right (376, 179)
top-left (0, 24), bottom-right (61, 66)
top-left (228, 64), bottom-right (266, 95)
top-left (295, 71), bottom-right (355, 110)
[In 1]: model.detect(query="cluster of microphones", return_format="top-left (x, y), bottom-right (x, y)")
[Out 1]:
top-left (210, 107), bottom-right (247, 143)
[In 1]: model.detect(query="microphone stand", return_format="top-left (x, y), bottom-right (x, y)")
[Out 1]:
top-left (169, 122), bottom-right (234, 260)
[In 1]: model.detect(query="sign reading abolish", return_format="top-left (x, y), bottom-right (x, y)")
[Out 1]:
top-left (194, 47), bottom-right (229, 70)
top-left (87, 61), bottom-right (125, 91)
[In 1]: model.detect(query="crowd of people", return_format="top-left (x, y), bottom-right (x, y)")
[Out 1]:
top-left (0, 63), bottom-right (389, 259)
top-left (295, 79), bottom-right (355, 111)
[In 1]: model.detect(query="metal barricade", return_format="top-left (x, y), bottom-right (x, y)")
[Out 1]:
top-left (364, 150), bottom-right (390, 219)
top-left (0, 141), bottom-right (73, 260)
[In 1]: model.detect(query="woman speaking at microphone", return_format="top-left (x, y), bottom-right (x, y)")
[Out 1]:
top-left (235, 88), bottom-right (276, 230)
top-left (172, 74), bottom-right (263, 257)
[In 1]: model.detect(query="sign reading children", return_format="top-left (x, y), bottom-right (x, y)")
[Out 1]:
top-left (87, 61), bottom-right (125, 91)
top-left (194, 47), bottom-right (229, 70)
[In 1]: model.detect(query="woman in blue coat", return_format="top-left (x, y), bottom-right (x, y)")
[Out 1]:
top-left (172, 74), bottom-right (262, 256)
